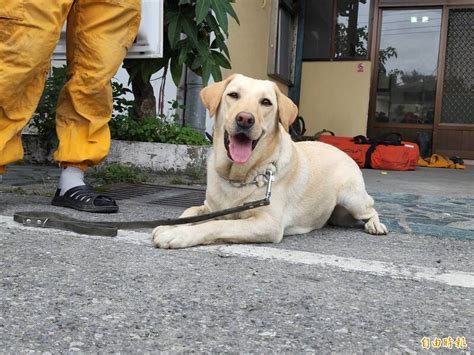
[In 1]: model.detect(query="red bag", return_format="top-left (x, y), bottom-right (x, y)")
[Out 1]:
top-left (317, 131), bottom-right (419, 171)
top-left (369, 141), bottom-right (419, 170)
top-left (318, 134), bottom-right (368, 168)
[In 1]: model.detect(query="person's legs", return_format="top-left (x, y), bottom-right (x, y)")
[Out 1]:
top-left (54, 0), bottom-right (140, 171)
top-left (0, 0), bottom-right (73, 176)
top-left (51, 0), bottom-right (140, 212)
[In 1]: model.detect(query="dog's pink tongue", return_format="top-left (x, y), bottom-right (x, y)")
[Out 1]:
top-left (229, 135), bottom-right (252, 164)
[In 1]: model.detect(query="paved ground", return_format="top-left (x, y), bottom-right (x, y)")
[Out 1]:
top-left (0, 164), bottom-right (473, 353)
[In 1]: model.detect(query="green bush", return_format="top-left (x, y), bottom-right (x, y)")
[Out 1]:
top-left (87, 164), bottom-right (149, 185)
top-left (109, 114), bottom-right (209, 145)
top-left (157, 123), bottom-right (210, 145)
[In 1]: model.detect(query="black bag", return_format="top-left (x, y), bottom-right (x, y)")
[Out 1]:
top-left (289, 116), bottom-right (306, 139)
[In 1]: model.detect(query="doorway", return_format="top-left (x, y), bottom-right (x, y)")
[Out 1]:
top-left (434, 7), bottom-right (474, 159)
top-left (368, 5), bottom-right (474, 159)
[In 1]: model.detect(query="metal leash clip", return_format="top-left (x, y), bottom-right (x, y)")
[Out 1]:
top-left (264, 169), bottom-right (274, 201)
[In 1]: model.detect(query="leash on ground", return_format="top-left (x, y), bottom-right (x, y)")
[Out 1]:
top-left (12, 171), bottom-right (275, 237)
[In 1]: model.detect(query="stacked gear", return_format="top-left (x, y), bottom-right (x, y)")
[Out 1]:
top-left (0, 0), bottom-right (141, 212)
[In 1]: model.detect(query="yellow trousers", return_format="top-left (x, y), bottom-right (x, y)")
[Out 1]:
top-left (0, 0), bottom-right (141, 174)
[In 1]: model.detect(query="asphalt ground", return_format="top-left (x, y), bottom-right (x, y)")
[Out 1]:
top-left (0, 165), bottom-right (473, 353)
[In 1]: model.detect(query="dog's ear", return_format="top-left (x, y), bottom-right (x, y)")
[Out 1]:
top-left (274, 84), bottom-right (298, 132)
top-left (200, 74), bottom-right (237, 117)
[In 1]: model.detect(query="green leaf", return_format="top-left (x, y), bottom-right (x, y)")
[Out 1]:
top-left (195, 0), bottom-right (211, 24)
top-left (178, 0), bottom-right (191, 5)
top-left (181, 15), bottom-right (198, 45)
top-left (178, 46), bottom-right (188, 66)
top-left (211, 50), bottom-right (231, 69)
top-left (167, 12), bottom-right (182, 48)
top-left (196, 40), bottom-right (210, 58)
top-left (210, 0), bottom-right (228, 35)
top-left (190, 55), bottom-right (204, 70)
top-left (205, 12), bottom-right (220, 32)
top-left (214, 36), bottom-right (230, 58)
top-left (202, 61), bottom-right (212, 86)
top-left (170, 55), bottom-right (183, 86)
top-left (210, 64), bottom-right (222, 82)
top-left (222, 1), bottom-right (239, 25)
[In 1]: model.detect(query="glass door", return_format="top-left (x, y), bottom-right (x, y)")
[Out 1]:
top-left (369, 5), bottom-right (474, 159)
top-left (369, 8), bottom-right (443, 153)
top-left (374, 9), bottom-right (442, 126)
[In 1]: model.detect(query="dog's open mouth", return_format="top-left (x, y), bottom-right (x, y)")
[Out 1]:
top-left (224, 132), bottom-right (260, 164)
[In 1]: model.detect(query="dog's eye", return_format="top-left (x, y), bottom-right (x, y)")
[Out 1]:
top-left (261, 98), bottom-right (272, 106)
top-left (227, 92), bottom-right (239, 99)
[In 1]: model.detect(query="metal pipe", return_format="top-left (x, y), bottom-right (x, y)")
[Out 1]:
top-left (183, 68), bottom-right (206, 134)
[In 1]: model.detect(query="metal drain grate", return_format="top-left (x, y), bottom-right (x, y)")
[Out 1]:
top-left (103, 183), bottom-right (206, 208)
top-left (104, 183), bottom-right (175, 200)
top-left (149, 191), bottom-right (206, 208)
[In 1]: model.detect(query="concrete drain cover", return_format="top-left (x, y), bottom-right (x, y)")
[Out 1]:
top-left (105, 183), bottom-right (205, 208)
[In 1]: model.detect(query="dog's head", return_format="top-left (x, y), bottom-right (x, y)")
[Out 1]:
top-left (200, 74), bottom-right (298, 164)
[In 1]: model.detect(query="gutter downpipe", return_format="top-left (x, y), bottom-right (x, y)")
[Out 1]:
top-left (183, 68), bottom-right (206, 135)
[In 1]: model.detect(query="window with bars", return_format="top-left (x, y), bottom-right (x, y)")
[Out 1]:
top-left (440, 8), bottom-right (474, 125)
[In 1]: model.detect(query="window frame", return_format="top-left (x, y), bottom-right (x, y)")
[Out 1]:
top-left (268, 0), bottom-right (298, 85)
top-left (303, 0), bottom-right (375, 61)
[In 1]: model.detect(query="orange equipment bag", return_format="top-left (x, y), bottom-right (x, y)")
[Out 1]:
top-left (317, 134), bottom-right (368, 168)
top-left (368, 140), bottom-right (419, 170)
top-left (317, 131), bottom-right (419, 171)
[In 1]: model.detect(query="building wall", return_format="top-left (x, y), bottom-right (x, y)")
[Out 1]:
top-left (299, 61), bottom-right (372, 137)
top-left (224, 0), bottom-right (288, 95)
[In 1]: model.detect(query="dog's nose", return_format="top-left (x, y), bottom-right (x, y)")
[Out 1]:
top-left (235, 112), bottom-right (255, 129)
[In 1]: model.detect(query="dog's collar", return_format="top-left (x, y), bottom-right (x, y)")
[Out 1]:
top-left (227, 169), bottom-right (275, 202)
top-left (226, 161), bottom-right (277, 188)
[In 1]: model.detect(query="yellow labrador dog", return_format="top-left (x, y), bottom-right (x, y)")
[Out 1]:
top-left (153, 74), bottom-right (388, 248)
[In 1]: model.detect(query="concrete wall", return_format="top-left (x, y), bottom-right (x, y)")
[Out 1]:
top-left (299, 61), bottom-right (372, 137)
top-left (224, 0), bottom-right (288, 94)
top-left (22, 135), bottom-right (210, 173)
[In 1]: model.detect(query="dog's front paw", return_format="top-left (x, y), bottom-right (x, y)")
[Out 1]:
top-left (364, 220), bottom-right (388, 235)
top-left (152, 226), bottom-right (201, 249)
top-left (151, 225), bottom-right (175, 240)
